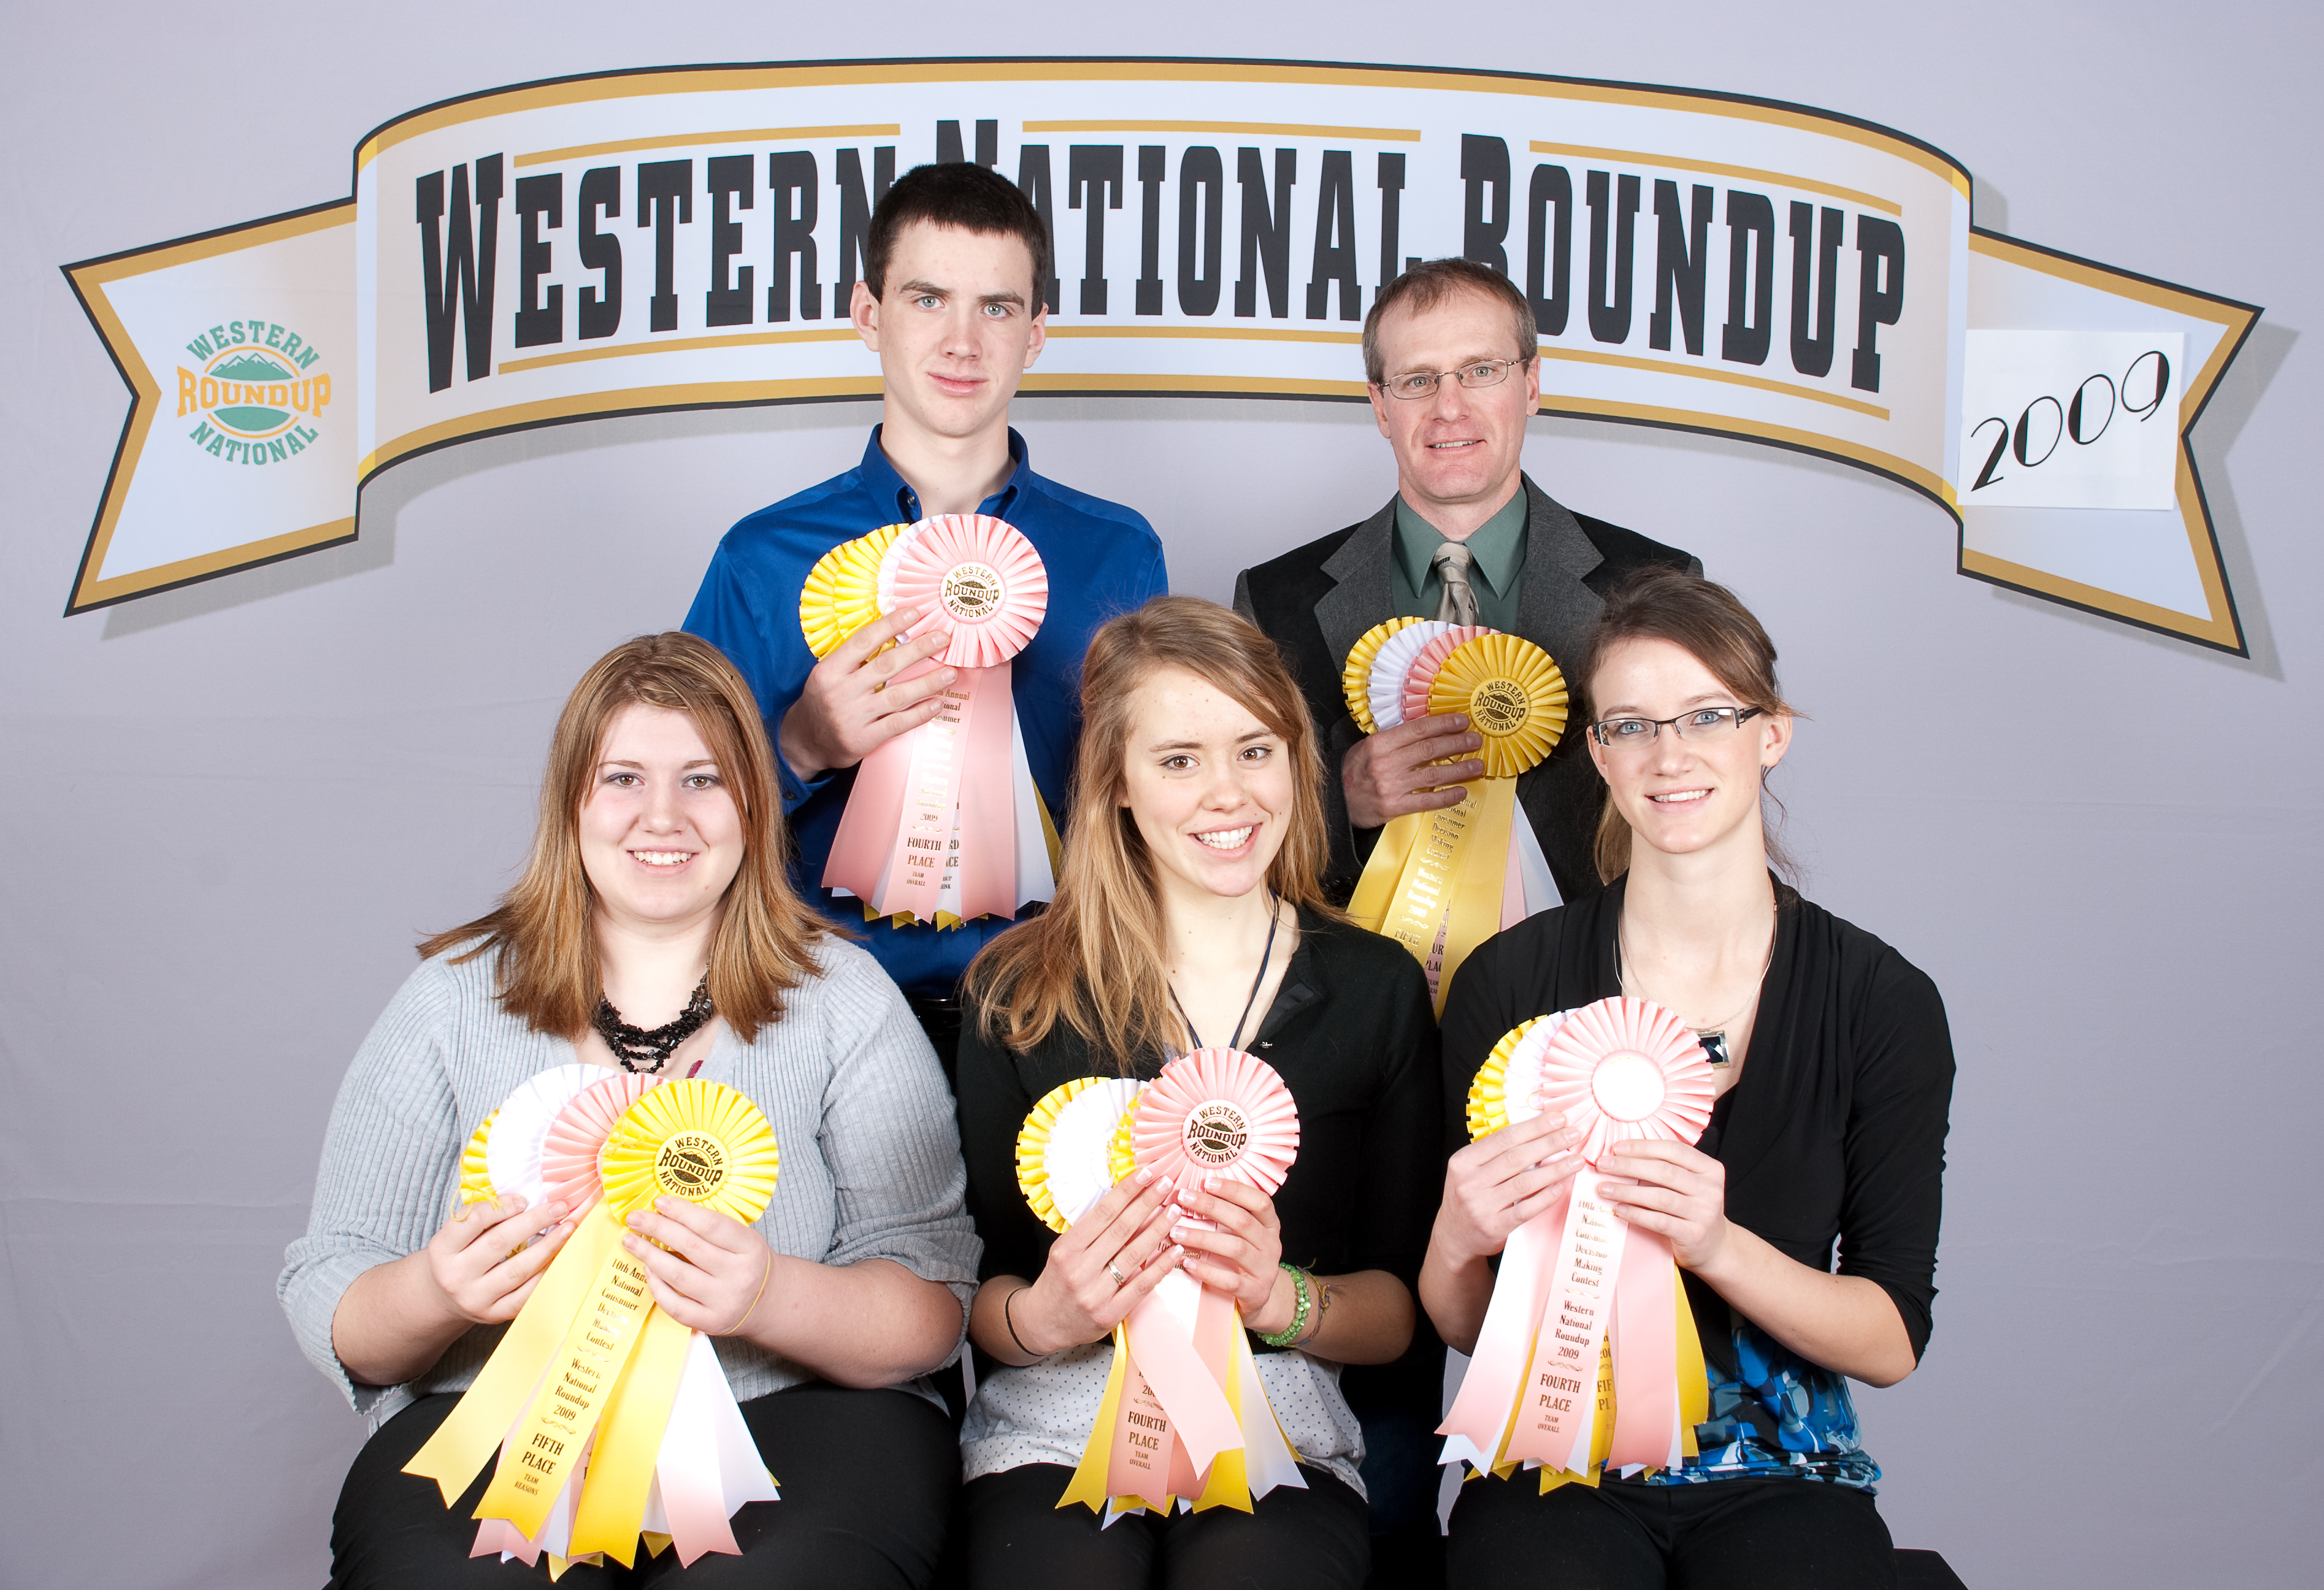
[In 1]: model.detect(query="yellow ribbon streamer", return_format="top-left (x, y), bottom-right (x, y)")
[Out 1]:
top-left (1348, 777), bottom-right (1517, 1013)
top-left (403, 1207), bottom-right (625, 1506)
top-left (1057, 1323), bottom-right (1138, 1514)
top-left (414, 1080), bottom-right (779, 1557)
top-left (567, 1307), bottom-right (694, 1565)
top-left (476, 1215), bottom-right (665, 1536)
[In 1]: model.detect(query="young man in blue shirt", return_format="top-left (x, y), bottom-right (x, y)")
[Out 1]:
top-left (686, 164), bottom-right (1167, 1069)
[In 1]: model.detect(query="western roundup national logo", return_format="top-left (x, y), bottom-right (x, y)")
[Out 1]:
top-left (61, 58), bottom-right (2260, 655)
top-left (175, 320), bottom-right (332, 466)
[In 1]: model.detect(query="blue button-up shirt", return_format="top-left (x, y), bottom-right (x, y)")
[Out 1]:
top-left (685, 426), bottom-right (1168, 999)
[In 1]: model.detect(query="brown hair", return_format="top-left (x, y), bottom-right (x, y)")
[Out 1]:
top-left (1362, 257), bottom-right (1538, 385)
top-left (1576, 567), bottom-right (1802, 884)
top-left (964, 596), bottom-right (1341, 1067)
top-left (420, 632), bottom-right (829, 1042)
top-left (865, 161), bottom-right (1053, 307)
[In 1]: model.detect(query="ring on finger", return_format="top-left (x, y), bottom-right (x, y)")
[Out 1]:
top-left (1106, 1261), bottom-right (1129, 1287)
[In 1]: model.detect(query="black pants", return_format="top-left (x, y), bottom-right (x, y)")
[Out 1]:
top-left (961, 1462), bottom-right (1370, 1590)
top-left (1445, 1471), bottom-right (1897, 1590)
top-left (329, 1383), bottom-right (956, 1589)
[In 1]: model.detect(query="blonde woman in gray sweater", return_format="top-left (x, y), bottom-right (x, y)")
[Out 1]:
top-left (280, 632), bottom-right (978, 1587)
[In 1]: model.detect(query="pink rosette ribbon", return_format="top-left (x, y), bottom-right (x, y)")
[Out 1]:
top-left (885, 513), bottom-right (1048, 668)
top-left (539, 1072), bottom-right (659, 1213)
top-left (1439, 998), bottom-right (1716, 1484)
top-left (1072, 1049), bottom-right (1305, 1515)
top-left (1398, 624), bottom-right (1491, 726)
top-left (825, 515), bottom-right (1050, 926)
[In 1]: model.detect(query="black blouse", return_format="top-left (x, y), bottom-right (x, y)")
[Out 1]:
top-left (1439, 877), bottom-right (1955, 1363)
top-left (956, 910), bottom-right (1443, 1346)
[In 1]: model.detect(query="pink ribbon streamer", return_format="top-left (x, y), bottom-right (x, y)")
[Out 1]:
top-left (1119, 1269), bottom-right (1243, 1480)
top-left (1500, 1168), bottom-right (1629, 1471)
top-left (1438, 1187), bottom-right (1565, 1467)
top-left (823, 671), bottom-right (921, 904)
top-left (823, 662), bottom-right (1021, 923)
top-left (950, 662), bottom-right (1020, 923)
top-left (1606, 1226), bottom-right (1681, 1471)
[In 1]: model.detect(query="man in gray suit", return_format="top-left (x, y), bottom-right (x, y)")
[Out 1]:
top-left (1234, 258), bottom-right (1700, 907)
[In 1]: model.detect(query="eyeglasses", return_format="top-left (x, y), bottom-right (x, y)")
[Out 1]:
top-left (1589, 707), bottom-right (1765, 749)
top-left (1376, 357), bottom-right (1532, 401)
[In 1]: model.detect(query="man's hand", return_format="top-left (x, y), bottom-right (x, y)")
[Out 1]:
top-left (780, 605), bottom-right (956, 782)
top-left (1343, 713), bottom-right (1486, 829)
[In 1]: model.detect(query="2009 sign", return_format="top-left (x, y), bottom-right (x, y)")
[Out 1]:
top-left (1968, 349), bottom-right (2171, 493)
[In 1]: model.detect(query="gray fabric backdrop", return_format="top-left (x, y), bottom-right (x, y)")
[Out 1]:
top-left (3, 4), bottom-right (2314, 1586)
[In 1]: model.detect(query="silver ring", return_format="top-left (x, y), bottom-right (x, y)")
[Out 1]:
top-left (1106, 1262), bottom-right (1129, 1287)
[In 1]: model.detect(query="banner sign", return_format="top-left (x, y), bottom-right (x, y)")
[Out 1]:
top-left (62, 58), bottom-right (2258, 652)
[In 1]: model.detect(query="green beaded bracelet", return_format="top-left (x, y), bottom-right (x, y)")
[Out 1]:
top-left (1255, 1263), bottom-right (1314, 1348)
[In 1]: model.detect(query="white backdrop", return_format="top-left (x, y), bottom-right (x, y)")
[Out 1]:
top-left (2, 5), bottom-right (2315, 1588)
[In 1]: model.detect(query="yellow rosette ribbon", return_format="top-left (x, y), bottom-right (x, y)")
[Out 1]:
top-left (799, 523), bottom-right (905, 658)
top-left (405, 1079), bottom-right (780, 1572)
top-left (458, 1109), bottom-right (497, 1204)
top-left (1348, 629), bottom-right (1568, 1010)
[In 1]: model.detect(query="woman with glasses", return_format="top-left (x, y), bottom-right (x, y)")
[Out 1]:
top-left (1420, 567), bottom-right (1954, 1589)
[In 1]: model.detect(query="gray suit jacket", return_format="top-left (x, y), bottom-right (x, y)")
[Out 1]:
top-left (1235, 476), bottom-right (1701, 902)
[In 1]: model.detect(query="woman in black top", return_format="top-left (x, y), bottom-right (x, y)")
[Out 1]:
top-left (954, 596), bottom-right (1441, 1589)
top-left (1423, 569), bottom-right (1954, 1590)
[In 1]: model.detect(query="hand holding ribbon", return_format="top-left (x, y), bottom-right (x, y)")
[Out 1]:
top-left (1341, 712), bottom-right (1484, 829)
top-left (780, 602), bottom-right (957, 782)
top-left (816, 515), bottom-right (1054, 926)
top-left (1170, 1175), bottom-right (1287, 1327)
top-left (1430, 1106), bottom-right (1581, 1281)
top-left (1343, 624), bottom-right (1568, 1008)
top-left (426, 1193), bottom-right (574, 1326)
top-left (1592, 1139), bottom-right (1732, 1272)
top-left (622, 1196), bottom-right (780, 1340)
top-left (1023, 1055), bottom-right (1307, 1518)
top-left (1006, 1168), bottom-right (1187, 1360)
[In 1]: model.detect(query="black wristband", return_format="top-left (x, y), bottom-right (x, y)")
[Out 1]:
top-left (1003, 1285), bottom-right (1037, 1358)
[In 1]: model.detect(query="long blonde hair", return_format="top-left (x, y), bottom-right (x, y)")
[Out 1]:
top-left (965, 596), bottom-right (1341, 1067)
top-left (1578, 568), bottom-right (1801, 884)
top-left (420, 631), bottom-right (830, 1042)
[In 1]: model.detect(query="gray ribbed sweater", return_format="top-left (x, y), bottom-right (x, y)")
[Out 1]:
top-left (278, 937), bottom-right (980, 1429)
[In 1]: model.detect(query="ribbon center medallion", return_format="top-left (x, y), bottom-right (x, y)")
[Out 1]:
top-left (654, 1132), bottom-right (729, 1200)
top-left (1181, 1101), bottom-right (1250, 1168)
top-left (1590, 1052), bottom-right (1668, 1122)
top-left (941, 561), bottom-right (1005, 620)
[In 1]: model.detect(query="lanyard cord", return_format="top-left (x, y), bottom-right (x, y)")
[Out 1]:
top-left (1168, 893), bottom-right (1282, 1053)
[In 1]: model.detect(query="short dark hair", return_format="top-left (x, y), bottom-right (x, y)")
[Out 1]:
top-left (864, 163), bottom-right (1053, 307)
top-left (1362, 258), bottom-right (1537, 385)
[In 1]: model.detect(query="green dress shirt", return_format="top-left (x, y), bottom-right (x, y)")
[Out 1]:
top-left (1389, 490), bottom-right (1528, 631)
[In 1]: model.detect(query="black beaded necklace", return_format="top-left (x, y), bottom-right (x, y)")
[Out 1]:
top-left (593, 978), bottom-right (715, 1073)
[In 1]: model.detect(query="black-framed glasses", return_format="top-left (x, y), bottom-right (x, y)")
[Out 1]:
top-left (1589, 707), bottom-right (1765, 749)
top-left (1376, 356), bottom-right (1532, 401)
